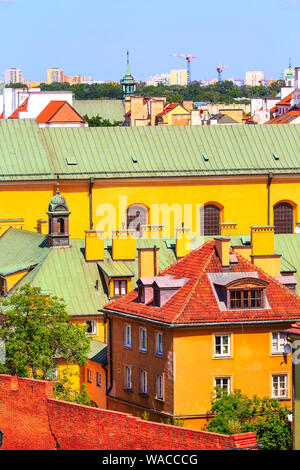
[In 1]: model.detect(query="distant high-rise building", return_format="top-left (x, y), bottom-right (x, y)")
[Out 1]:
top-left (245, 71), bottom-right (264, 87)
top-left (169, 69), bottom-right (188, 86)
top-left (47, 68), bottom-right (64, 84)
top-left (145, 74), bottom-right (170, 87)
top-left (5, 67), bottom-right (23, 85)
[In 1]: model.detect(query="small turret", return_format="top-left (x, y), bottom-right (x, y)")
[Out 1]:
top-left (47, 180), bottom-right (71, 247)
top-left (120, 51), bottom-right (136, 101)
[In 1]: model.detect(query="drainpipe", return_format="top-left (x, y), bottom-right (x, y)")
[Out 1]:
top-left (267, 172), bottom-right (273, 226)
top-left (103, 312), bottom-right (113, 396)
top-left (89, 177), bottom-right (94, 230)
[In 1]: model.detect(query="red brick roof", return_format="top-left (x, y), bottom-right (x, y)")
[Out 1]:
top-left (266, 107), bottom-right (300, 124)
top-left (8, 98), bottom-right (28, 119)
top-left (0, 112), bottom-right (3, 119)
top-left (36, 100), bottom-right (85, 123)
top-left (276, 92), bottom-right (293, 107)
top-left (104, 240), bottom-right (300, 325)
top-left (157, 103), bottom-right (180, 116)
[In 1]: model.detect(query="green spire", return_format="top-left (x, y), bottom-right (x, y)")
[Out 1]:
top-left (122, 51), bottom-right (135, 84)
top-left (120, 51), bottom-right (136, 100)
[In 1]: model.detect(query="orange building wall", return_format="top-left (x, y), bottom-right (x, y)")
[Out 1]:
top-left (173, 324), bottom-right (292, 429)
top-left (81, 362), bottom-right (107, 409)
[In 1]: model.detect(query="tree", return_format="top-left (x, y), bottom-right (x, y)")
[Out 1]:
top-left (83, 114), bottom-right (123, 127)
top-left (206, 388), bottom-right (292, 450)
top-left (0, 284), bottom-right (90, 380)
top-left (52, 367), bottom-right (92, 406)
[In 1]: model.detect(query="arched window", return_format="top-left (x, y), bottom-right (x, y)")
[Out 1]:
top-left (274, 202), bottom-right (294, 234)
top-left (127, 205), bottom-right (148, 237)
top-left (204, 204), bottom-right (221, 236)
top-left (57, 218), bottom-right (65, 234)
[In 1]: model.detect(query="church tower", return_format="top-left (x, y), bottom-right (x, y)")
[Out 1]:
top-left (47, 181), bottom-right (71, 247)
top-left (120, 51), bottom-right (136, 101)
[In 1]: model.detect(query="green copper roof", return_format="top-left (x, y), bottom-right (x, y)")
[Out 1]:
top-left (0, 120), bottom-right (300, 180)
top-left (88, 340), bottom-right (107, 366)
top-left (73, 100), bottom-right (124, 122)
top-left (0, 227), bottom-right (50, 276)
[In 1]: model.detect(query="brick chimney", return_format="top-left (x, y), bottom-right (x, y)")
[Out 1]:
top-left (112, 229), bottom-right (136, 261)
top-left (138, 247), bottom-right (159, 278)
top-left (214, 238), bottom-right (230, 268)
top-left (85, 230), bottom-right (104, 261)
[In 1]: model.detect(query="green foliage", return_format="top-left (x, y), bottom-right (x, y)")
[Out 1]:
top-left (35, 80), bottom-right (283, 104)
top-left (141, 410), bottom-right (150, 421)
top-left (5, 82), bottom-right (28, 89)
top-left (52, 368), bottom-right (92, 406)
top-left (0, 284), bottom-right (90, 380)
top-left (161, 416), bottom-right (184, 427)
top-left (83, 114), bottom-right (123, 127)
top-left (207, 388), bottom-right (292, 450)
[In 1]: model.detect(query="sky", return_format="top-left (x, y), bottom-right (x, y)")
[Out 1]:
top-left (0, 0), bottom-right (299, 83)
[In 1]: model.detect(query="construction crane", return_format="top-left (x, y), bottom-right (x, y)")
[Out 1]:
top-left (170, 54), bottom-right (196, 84)
top-left (216, 64), bottom-right (228, 82)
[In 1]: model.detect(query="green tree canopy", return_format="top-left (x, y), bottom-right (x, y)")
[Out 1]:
top-left (206, 388), bottom-right (292, 450)
top-left (0, 284), bottom-right (90, 380)
top-left (83, 114), bottom-right (123, 127)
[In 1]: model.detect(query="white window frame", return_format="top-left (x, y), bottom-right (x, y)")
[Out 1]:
top-left (114, 279), bottom-right (127, 296)
top-left (156, 373), bottom-right (164, 401)
top-left (124, 365), bottom-right (132, 390)
top-left (215, 377), bottom-right (231, 394)
top-left (156, 332), bottom-right (163, 356)
top-left (139, 327), bottom-right (147, 352)
top-left (87, 369), bottom-right (92, 383)
top-left (272, 374), bottom-right (288, 399)
top-left (96, 372), bottom-right (101, 387)
top-left (86, 320), bottom-right (97, 335)
top-left (140, 369), bottom-right (148, 395)
top-left (124, 324), bottom-right (132, 348)
top-left (214, 334), bottom-right (231, 357)
top-left (271, 332), bottom-right (287, 354)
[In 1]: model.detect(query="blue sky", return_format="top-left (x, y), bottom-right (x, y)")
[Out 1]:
top-left (0, 0), bottom-right (299, 82)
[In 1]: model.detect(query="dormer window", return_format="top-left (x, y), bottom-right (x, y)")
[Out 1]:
top-left (209, 272), bottom-right (269, 311)
top-left (229, 289), bottom-right (263, 309)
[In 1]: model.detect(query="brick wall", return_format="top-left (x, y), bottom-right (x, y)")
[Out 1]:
top-left (0, 375), bottom-right (257, 450)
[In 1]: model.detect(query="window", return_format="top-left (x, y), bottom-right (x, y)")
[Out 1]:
top-left (124, 324), bottom-right (132, 348)
top-left (140, 370), bottom-right (148, 395)
top-left (204, 204), bottom-right (221, 236)
top-left (139, 327), bottom-right (147, 352)
top-left (229, 289), bottom-right (263, 309)
top-left (272, 332), bottom-right (287, 354)
top-left (96, 372), bottom-right (101, 387)
top-left (114, 280), bottom-right (127, 296)
top-left (127, 204), bottom-right (148, 237)
top-left (156, 374), bottom-right (164, 401)
top-left (272, 374), bottom-right (288, 398)
top-left (214, 335), bottom-right (230, 357)
top-left (156, 332), bottom-right (163, 356)
top-left (87, 369), bottom-right (92, 383)
top-left (57, 218), bottom-right (65, 234)
top-left (86, 320), bottom-right (97, 335)
top-left (124, 365), bottom-right (132, 390)
top-left (274, 202), bottom-right (294, 234)
top-left (215, 377), bottom-right (230, 395)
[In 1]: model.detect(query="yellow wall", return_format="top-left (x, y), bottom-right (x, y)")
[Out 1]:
top-left (173, 325), bottom-right (292, 429)
top-left (0, 176), bottom-right (299, 239)
top-left (71, 316), bottom-right (105, 343)
top-left (161, 106), bottom-right (190, 126)
top-left (5, 269), bottom-right (30, 292)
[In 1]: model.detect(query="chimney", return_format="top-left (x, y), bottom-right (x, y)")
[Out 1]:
top-left (85, 230), bottom-right (104, 261)
top-left (112, 229), bottom-right (136, 261)
top-left (140, 224), bottom-right (163, 239)
top-left (294, 67), bottom-right (300, 107)
top-left (214, 238), bottom-right (230, 268)
top-left (130, 97), bottom-right (147, 125)
top-left (175, 225), bottom-right (191, 258)
top-left (138, 247), bottom-right (159, 278)
top-left (220, 222), bottom-right (238, 237)
top-left (0, 218), bottom-right (24, 237)
top-left (37, 219), bottom-right (47, 234)
top-left (150, 99), bottom-right (165, 126)
top-left (250, 226), bottom-right (281, 277)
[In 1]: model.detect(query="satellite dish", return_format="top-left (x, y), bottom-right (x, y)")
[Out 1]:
top-left (284, 343), bottom-right (292, 355)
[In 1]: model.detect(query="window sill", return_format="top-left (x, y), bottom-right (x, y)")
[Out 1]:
top-left (139, 348), bottom-right (148, 354)
top-left (155, 352), bottom-right (163, 358)
top-left (139, 392), bottom-right (149, 398)
top-left (124, 345), bottom-right (132, 350)
top-left (272, 396), bottom-right (291, 401)
top-left (123, 388), bottom-right (133, 393)
top-left (155, 397), bottom-right (164, 403)
top-left (213, 355), bottom-right (232, 359)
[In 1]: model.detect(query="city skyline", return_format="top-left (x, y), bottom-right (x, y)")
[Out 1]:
top-left (0, 0), bottom-right (299, 83)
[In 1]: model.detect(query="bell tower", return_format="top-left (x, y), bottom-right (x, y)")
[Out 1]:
top-left (120, 51), bottom-right (136, 101)
top-left (47, 181), bottom-right (71, 247)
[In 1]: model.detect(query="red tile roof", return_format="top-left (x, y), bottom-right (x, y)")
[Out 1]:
top-left (157, 103), bottom-right (180, 116)
top-left (276, 92), bottom-right (293, 107)
top-left (104, 240), bottom-right (300, 325)
top-left (8, 98), bottom-right (28, 119)
top-left (36, 100), bottom-right (85, 123)
top-left (0, 112), bottom-right (3, 120)
top-left (266, 107), bottom-right (300, 124)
